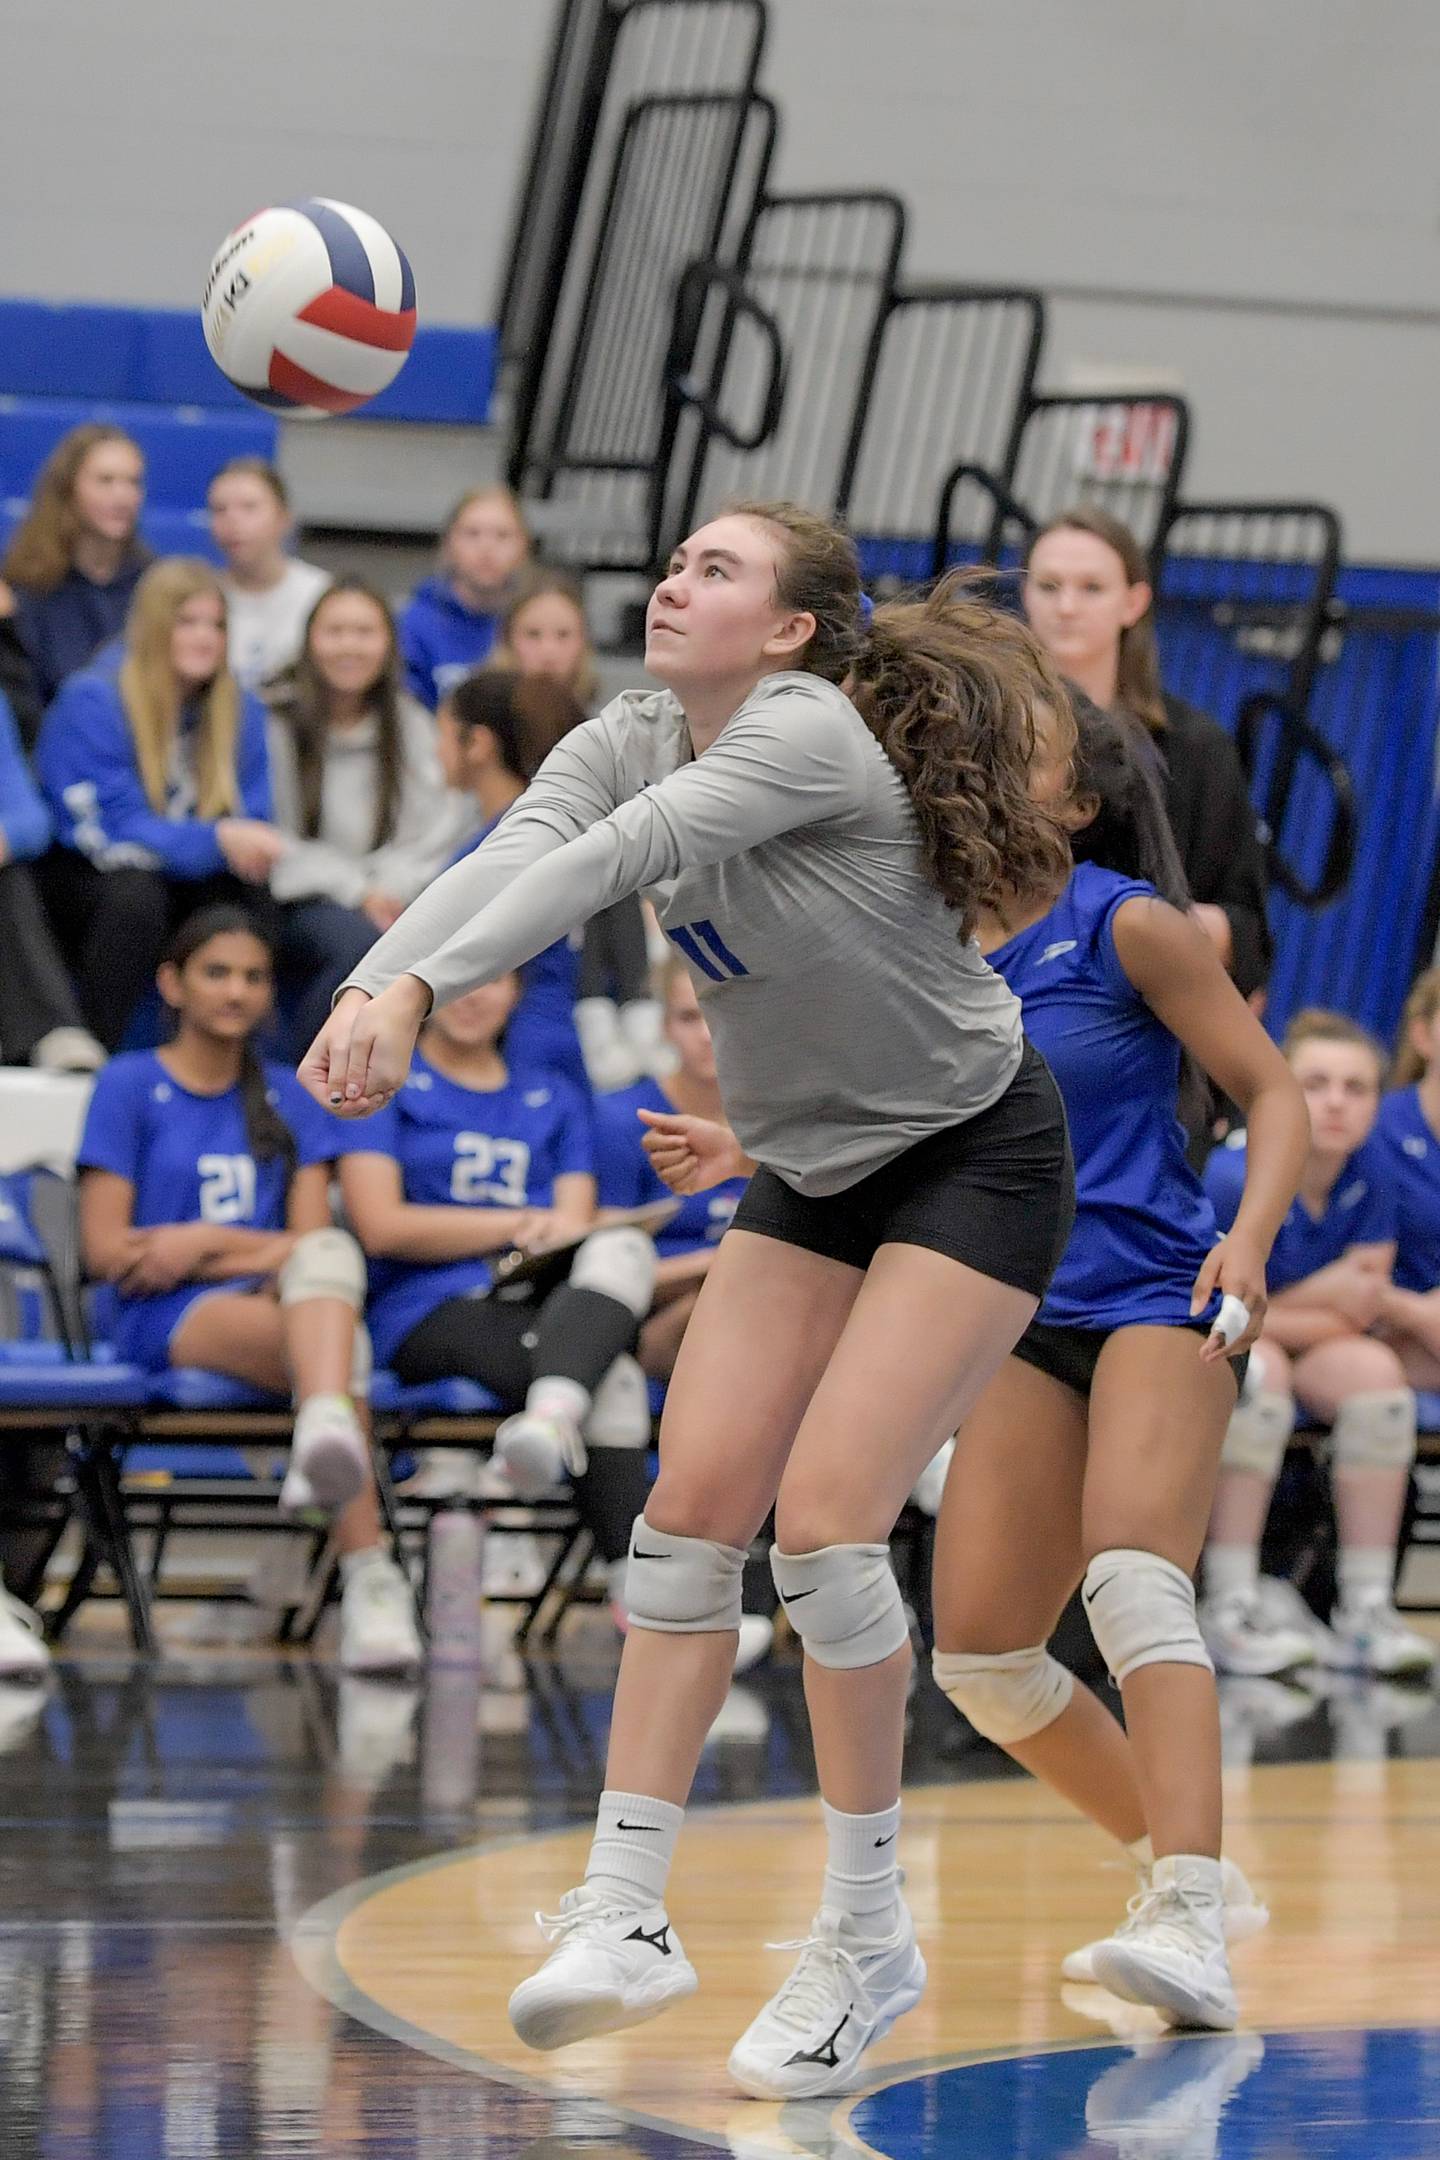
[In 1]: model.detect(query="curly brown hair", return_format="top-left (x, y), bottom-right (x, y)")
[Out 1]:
top-left (847, 577), bottom-right (1076, 938)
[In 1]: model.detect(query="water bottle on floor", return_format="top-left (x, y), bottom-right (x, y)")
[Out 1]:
top-left (426, 1508), bottom-right (485, 1664)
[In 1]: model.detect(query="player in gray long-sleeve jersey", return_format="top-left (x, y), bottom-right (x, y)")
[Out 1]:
top-left (300, 502), bottom-right (1077, 2099)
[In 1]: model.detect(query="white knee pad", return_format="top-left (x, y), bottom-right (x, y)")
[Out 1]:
top-left (277, 1227), bottom-right (367, 1312)
top-left (932, 1644), bottom-right (1074, 1745)
top-left (570, 1226), bottom-right (656, 1320)
top-left (1082, 1548), bottom-right (1213, 1685)
top-left (770, 1543), bottom-right (910, 1670)
top-left (624, 1516), bottom-right (746, 1633)
top-left (1330, 1389), bottom-right (1417, 1471)
top-left (584, 1354), bottom-right (652, 1449)
top-left (1220, 1388), bottom-right (1295, 1478)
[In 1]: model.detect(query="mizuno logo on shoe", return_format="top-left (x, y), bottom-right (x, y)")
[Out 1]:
top-left (624, 1921), bottom-right (673, 1956)
top-left (786, 2011), bottom-right (851, 2067)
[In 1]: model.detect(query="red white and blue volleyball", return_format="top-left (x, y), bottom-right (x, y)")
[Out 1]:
top-left (202, 199), bottom-right (417, 418)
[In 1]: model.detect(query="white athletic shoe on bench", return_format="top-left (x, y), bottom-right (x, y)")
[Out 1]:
top-left (1087, 1858), bottom-right (1239, 2031)
top-left (508, 1883), bottom-right (697, 2050)
top-left (727, 1901), bottom-right (926, 2100)
top-left (494, 1411), bottom-right (587, 1498)
top-left (1062, 1854), bottom-right (1267, 1984)
top-left (290, 1396), bottom-right (368, 1513)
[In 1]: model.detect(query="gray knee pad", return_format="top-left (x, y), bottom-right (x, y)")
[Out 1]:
top-left (624, 1516), bottom-right (746, 1633)
top-left (277, 1227), bottom-right (367, 1311)
top-left (584, 1354), bottom-right (651, 1449)
top-left (1330, 1389), bottom-right (1417, 1471)
top-left (770, 1543), bottom-right (910, 1670)
top-left (932, 1644), bottom-right (1074, 1745)
top-left (1221, 1388), bottom-right (1295, 1478)
top-left (1082, 1547), bottom-right (1213, 1685)
top-left (570, 1226), bottom-right (657, 1320)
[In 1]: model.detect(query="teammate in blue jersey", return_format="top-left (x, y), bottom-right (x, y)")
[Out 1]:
top-left (1372, 965), bottom-right (1440, 1348)
top-left (924, 701), bottom-right (1307, 2031)
top-left (435, 670), bottom-right (588, 1093)
top-left (75, 908), bottom-right (420, 1674)
top-left (335, 970), bottom-right (658, 1583)
top-left (1202, 1011), bottom-right (1432, 1681)
top-left (595, 956), bottom-right (750, 1381)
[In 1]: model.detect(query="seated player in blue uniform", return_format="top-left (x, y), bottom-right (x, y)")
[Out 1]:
top-left (434, 670), bottom-right (589, 1094)
top-left (1371, 966), bottom-right (1440, 1381)
top-left (1202, 1010), bottom-right (1432, 1682)
top-left (75, 907), bottom-right (420, 1674)
top-left (335, 971), bottom-right (658, 1609)
top-left (594, 956), bottom-right (750, 1382)
top-left (927, 699), bottom-right (1307, 2030)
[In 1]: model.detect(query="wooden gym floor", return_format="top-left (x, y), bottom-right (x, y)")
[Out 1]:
top-left (2, 1603), bottom-right (1437, 2158)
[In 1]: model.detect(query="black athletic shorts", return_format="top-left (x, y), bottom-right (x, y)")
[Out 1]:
top-left (730, 1040), bottom-right (1075, 1302)
top-left (1011, 1316), bottom-right (1248, 1401)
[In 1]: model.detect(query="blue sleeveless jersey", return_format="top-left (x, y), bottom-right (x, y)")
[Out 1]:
top-left (338, 1049), bottom-right (594, 1362)
top-left (988, 861), bottom-right (1219, 1330)
top-left (1206, 1130), bottom-right (1397, 1293)
top-left (1371, 1088), bottom-right (1440, 1294)
top-left (594, 1078), bottom-right (747, 1257)
top-left (77, 1051), bottom-right (338, 1369)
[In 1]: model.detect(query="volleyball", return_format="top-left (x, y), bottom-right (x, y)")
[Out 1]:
top-left (201, 198), bottom-right (417, 418)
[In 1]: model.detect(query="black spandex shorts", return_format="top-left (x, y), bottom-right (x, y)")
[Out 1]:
top-left (1011, 1316), bottom-right (1249, 1401)
top-left (729, 1041), bottom-right (1075, 1302)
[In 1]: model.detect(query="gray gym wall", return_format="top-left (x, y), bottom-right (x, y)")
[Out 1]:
top-left (1, 0), bottom-right (1435, 563)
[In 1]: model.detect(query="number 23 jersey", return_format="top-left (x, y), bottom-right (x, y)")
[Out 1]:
top-left (77, 1049), bottom-right (338, 1366)
top-left (340, 1051), bottom-right (595, 1362)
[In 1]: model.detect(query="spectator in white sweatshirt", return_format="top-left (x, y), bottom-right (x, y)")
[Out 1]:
top-left (209, 459), bottom-right (331, 691)
top-left (264, 578), bottom-right (470, 1053)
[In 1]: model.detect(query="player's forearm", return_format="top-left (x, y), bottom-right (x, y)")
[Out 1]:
top-left (355, 1204), bottom-right (525, 1264)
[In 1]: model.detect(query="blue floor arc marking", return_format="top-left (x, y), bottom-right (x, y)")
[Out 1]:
top-left (848, 2025), bottom-right (1440, 2160)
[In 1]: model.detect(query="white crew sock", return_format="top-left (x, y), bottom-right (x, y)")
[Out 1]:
top-left (339, 1544), bottom-right (390, 1585)
top-left (1204, 1543), bottom-right (1259, 1607)
top-left (821, 1799), bottom-right (902, 1940)
top-left (1337, 1545), bottom-right (1395, 1611)
top-left (1123, 1833), bottom-right (1155, 1874)
top-left (294, 1392), bottom-right (358, 1443)
top-left (1153, 1852), bottom-right (1224, 1908)
top-left (585, 1788), bottom-right (683, 1909)
top-left (524, 1375), bottom-right (591, 1431)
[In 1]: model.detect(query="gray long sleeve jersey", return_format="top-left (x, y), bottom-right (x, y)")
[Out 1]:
top-left (342, 671), bottom-right (1023, 1197)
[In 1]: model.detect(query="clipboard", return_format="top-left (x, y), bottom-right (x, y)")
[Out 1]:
top-left (491, 1198), bottom-right (681, 1287)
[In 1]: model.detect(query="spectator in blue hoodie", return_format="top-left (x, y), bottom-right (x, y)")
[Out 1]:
top-left (0, 687), bottom-right (105, 1071)
top-left (36, 558), bottom-right (284, 1051)
top-left (1, 424), bottom-right (151, 725)
top-left (398, 485), bottom-right (532, 710)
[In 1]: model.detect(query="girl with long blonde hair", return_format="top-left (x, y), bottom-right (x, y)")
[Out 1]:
top-left (1, 423), bottom-right (150, 709)
top-left (35, 558), bottom-right (284, 1049)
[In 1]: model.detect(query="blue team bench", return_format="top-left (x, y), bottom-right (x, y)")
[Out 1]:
top-left (0, 297), bottom-right (497, 425)
top-left (0, 296), bottom-right (498, 555)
